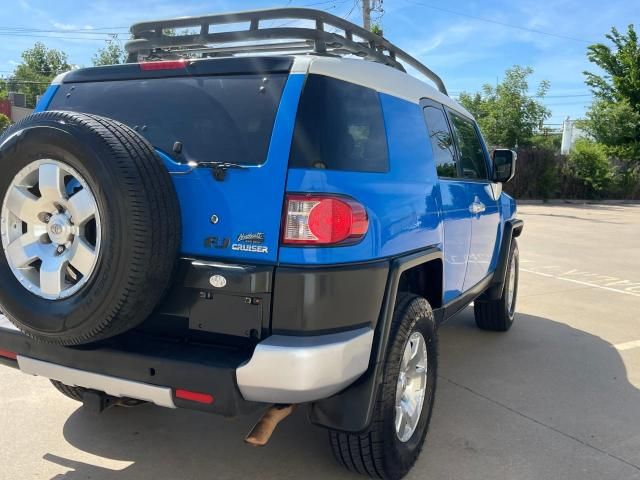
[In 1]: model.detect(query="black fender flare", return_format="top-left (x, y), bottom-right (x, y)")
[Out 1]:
top-left (483, 218), bottom-right (524, 301)
top-left (309, 247), bottom-right (443, 433)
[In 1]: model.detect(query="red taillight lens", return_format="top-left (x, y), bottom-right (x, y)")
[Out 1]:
top-left (0, 349), bottom-right (17, 360)
top-left (282, 195), bottom-right (368, 245)
top-left (175, 389), bottom-right (214, 405)
top-left (140, 60), bottom-right (189, 71)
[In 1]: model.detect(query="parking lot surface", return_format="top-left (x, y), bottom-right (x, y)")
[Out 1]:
top-left (1, 203), bottom-right (639, 480)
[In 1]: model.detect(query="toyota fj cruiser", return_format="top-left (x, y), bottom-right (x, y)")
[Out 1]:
top-left (0, 8), bottom-right (523, 479)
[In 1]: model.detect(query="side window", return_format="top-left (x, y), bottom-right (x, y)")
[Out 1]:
top-left (449, 113), bottom-right (488, 180)
top-left (289, 75), bottom-right (388, 173)
top-left (423, 105), bottom-right (457, 178)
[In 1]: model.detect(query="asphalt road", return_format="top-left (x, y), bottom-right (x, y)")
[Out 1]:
top-left (1, 203), bottom-right (639, 480)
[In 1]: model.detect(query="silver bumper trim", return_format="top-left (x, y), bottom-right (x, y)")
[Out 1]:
top-left (17, 356), bottom-right (176, 408)
top-left (236, 327), bottom-right (374, 403)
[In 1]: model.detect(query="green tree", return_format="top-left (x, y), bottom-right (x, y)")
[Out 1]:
top-left (531, 132), bottom-right (562, 152)
top-left (580, 24), bottom-right (640, 197)
top-left (566, 139), bottom-right (613, 198)
top-left (93, 41), bottom-right (126, 66)
top-left (0, 113), bottom-right (10, 133)
top-left (458, 66), bottom-right (551, 148)
top-left (584, 25), bottom-right (640, 108)
top-left (581, 99), bottom-right (640, 159)
top-left (8, 42), bottom-right (70, 108)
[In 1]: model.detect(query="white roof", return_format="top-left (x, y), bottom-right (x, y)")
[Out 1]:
top-left (292, 55), bottom-right (473, 118)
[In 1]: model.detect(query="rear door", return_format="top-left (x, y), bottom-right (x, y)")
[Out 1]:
top-left (446, 110), bottom-right (501, 290)
top-left (49, 69), bottom-right (303, 264)
top-left (422, 101), bottom-right (472, 304)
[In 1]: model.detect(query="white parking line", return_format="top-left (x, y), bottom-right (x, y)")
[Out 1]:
top-left (614, 340), bottom-right (640, 351)
top-left (521, 269), bottom-right (640, 298)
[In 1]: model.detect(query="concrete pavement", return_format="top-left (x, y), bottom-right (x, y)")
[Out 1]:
top-left (0, 203), bottom-right (639, 479)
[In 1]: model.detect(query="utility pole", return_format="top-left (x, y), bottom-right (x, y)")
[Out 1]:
top-left (362, 0), bottom-right (371, 31)
top-left (362, 0), bottom-right (383, 32)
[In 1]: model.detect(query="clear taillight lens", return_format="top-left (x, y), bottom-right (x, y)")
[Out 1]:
top-left (282, 194), bottom-right (368, 245)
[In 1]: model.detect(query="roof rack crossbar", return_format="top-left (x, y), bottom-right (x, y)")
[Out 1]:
top-left (125, 7), bottom-right (448, 95)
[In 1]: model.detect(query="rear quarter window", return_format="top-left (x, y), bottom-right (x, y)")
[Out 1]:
top-left (289, 74), bottom-right (389, 173)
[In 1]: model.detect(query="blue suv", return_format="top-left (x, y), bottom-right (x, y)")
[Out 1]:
top-left (0, 9), bottom-right (523, 479)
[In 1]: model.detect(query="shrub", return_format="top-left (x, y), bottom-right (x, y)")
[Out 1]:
top-left (530, 133), bottom-right (562, 152)
top-left (0, 113), bottom-right (10, 134)
top-left (611, 161), bottom-right (640, 199)
top-left (503, 147), bottom-right (559, 200)
top-left (566, 139), bottom-right (613, 198)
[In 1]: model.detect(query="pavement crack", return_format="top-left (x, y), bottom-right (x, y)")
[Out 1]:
top-left (439, 375), bottom-right (640, 472)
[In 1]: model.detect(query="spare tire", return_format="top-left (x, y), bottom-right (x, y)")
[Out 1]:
top-left (0, 111), bottom-right (180, 345)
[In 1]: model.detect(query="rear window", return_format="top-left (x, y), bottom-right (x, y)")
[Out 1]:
top-left (289, 74), bottom-right (388, 173)
top-left (49, 74), bottom-right (287, 166)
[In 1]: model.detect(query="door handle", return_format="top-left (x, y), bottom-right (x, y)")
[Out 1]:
top-left (469, 198), bottom-right (486, 214)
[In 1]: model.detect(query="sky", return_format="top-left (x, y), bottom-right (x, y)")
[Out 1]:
top-left (1, 0), bottom-right (639, 126)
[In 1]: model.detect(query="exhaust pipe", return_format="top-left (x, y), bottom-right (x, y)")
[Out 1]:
top-left (245, 404), bottom-right (295, 447)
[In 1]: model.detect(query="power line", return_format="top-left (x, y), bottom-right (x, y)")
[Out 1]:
top-left (0, 33), bottom-right (110, 41)
top-left (542, 94), bottom-right (592, 98)
top-left (0, 28), bottom-right (125, 36)
top-left (342, 0), bottom-right (360, 22)
top-left (404, 0), bottom-right (596, 43)
top-left (0, 25), bottom-right (127, 33)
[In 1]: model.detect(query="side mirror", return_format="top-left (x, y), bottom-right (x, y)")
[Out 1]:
top-left (492, 149), bottom-right (517, 183)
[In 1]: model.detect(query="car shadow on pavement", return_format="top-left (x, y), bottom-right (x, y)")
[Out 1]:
top-left (45, 309), bottom-right (640, 480)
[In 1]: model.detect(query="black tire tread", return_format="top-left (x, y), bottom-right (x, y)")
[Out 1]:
top-left (0, 111), bottom-right (181, 345)
top-left (329, 293), bottom-right (436, 479)
top-left (475, 241), bottom-right (518, 332)
top-left (50, 380), bottom-right (85, 402)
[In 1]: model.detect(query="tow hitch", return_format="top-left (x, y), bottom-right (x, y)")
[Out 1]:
top-left (82, 390), bottom-right (147, 414)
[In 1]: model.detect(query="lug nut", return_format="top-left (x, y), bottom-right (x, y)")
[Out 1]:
top-left (43, 213), bottom-right (52, 223)
top-left (56, 246), bottom-right (65, 254)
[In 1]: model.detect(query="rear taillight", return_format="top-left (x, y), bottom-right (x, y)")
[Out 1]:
top-left (0, 349), bottom-right (17, 360)
top-left (139, 60), bottom-right (189, 71)
top-left (282, 194), bottom-right (368, 246)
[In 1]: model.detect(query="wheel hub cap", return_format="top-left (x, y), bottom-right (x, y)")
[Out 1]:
top-left (1, 159), bottom-right (101, 300)
top-left (47, 214), bottom-right (75, 244)
top-left (395, 331), bottom-right (428, 443)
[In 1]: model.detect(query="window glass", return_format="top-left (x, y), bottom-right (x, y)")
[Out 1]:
top-left (289, 74), bottom-right (388, 172)
top-left (49, 74), bottom-right (287, 166)
top-left (423, 105), bottom-right (457, 178)
top-left (449, 113), bottom-right (488, 180)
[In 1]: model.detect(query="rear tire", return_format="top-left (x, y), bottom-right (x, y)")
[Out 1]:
top-left (50, 379), bottom-right (85, 402)
top-left (50, 380), bottom-right (146, 407)
top-left (474, 240), bottom-right (519, 331)
top-left (329, 293), bottom-right (438, 480)
top-left (0, 111), bottom-right (181, 345)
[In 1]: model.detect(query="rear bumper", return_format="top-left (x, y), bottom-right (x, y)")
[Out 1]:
top-left (237, 327), bottom-right (374, 403)
top-left (0, 316), bottom-right (257, 416)
top-left (18, 356), bottom-right (176, 408)
top-left (0, 316), bottom-right (373, 411)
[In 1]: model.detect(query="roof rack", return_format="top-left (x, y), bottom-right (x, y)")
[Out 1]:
top-left (125, 7), bottom-right (448, 95)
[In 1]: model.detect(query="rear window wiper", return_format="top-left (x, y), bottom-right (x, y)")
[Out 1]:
top-left (168, 142), bottom-right (249, 180)
top-left (199, 161), bottom-right (249, 181)
top-left (169, 160), bottom-right (249, 181)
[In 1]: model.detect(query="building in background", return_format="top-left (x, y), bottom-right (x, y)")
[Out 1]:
top-left (561, 117), bottom-right (587, 155)
top-left (1, 92), bottom-right (33, 123)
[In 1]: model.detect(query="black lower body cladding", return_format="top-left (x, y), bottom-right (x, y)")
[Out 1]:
top-left (0, 111), bottom-right (181, 345)
top-left (155, 259), bottom-right (389, 338)
top-left (271, 261), bottom-right (390, 335)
